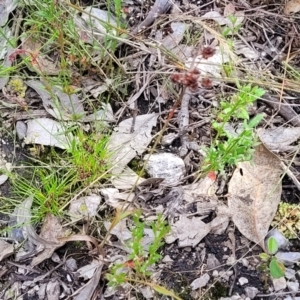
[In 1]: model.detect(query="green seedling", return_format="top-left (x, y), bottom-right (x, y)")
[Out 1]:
top-left (222, 15), bottom-right (242, 38)
top-left (106, 212), bottom-right (174, 297)
top-left (258, 237), bottom-right (285, 279)
top-left (203, 84), bottom-right (265, 173)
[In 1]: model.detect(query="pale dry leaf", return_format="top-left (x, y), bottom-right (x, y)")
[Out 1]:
top-left (284, 0), bottom-right (300, 14)
top-left (73, 258), bottom-right (103, 300)
top-left (100, 187), bottom-right (135, 209)
top-left (258, 127), bottom-right (300, 151)
top-left (21, 37), bottom-right (60, 75)
top-left (234, 41), bottom-right (259, 60)
top-left (104, 219), bottom-right (132, 242)
top-left (183, 173), bottom-right (217, 203)
top-left (46, 280), bottom-right (60, 300)
top-left (224, 2), bottom-right (236, 16)
top-left (24, 118), bottom-right (74, 149)
top-left (111, 166), bottom-right (145, 189)
top-left (0, 174), bottom-right (8, 185)
top-left (0, 240), bottom-right (14, 261)
top-left (185, 47), bottom-right (230, 82)
top-left (201, 11), bottom-right (227, 26)
top-left (26, 80), bottom-right (85, 120)
top-left (76, 7), bottom-right (118, 44)
top-left (160, 22), bottom-right (188, 50)
top-left (0, 28), bottom-right (13, 89)
top-left (68, 195), bottom-right (101, 222)
top-left (77, 259), bottom-right (103, 280)
top-left (228, 144), bottom-right (283, 249)
top-left (31, 214), bottom-right (69, 266)
top-left (83, 103), bottom-right (115, 123)
top-left (165, 215), bottom-right (211, 247)
top-left (0, 0), bottom-right (19, 26)
top-left (107, 113), bottom-right (158, 176)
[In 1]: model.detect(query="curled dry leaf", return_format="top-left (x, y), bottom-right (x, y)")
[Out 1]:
top-left (228, 144), bottom-right (283, 250)
top-left (31, 213), bottom-right (70, 266)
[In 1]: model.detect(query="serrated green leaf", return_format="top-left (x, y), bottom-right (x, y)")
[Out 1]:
top-left (269, 258), bottom-right (285, 278)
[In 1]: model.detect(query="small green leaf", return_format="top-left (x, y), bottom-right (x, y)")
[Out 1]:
top-left (269, 258), bottom-right (285, 278)
top-left (267, 237), bottom-right (279, 255)
top-left (152, 284), bottom-right (182, 300)
top-left (259, 253), bottom-right (269, 261)
top-left (248, 114), bottom-right (264, 127)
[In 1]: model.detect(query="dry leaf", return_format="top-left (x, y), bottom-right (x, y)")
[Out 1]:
top-left (24, 118), bottom-right (74, 149)
top-left (0, 0), bottom-right (19, 26)
top-left (26, 80), bottom-right (85, 120)
top-left (69, 195), bottom-right (101, 222)
top-left (284, 0), bottom-right (300, 14)
top-left (228, 144), bottom-right (283, 249)
top-left (31, 214), bottom-right (69, 266)
top-left (21, 37), bottom-right (60, 75)
top-left (165, 215), bottom-right (211, 247)
top-left (107, 113), bottom-right (158, 176)
top-left (73, 257), bottom-right (104, 300)
top-left (0, 240), bottom-right (14, 261)
top-left (258, 127), bottom-right (300, 151)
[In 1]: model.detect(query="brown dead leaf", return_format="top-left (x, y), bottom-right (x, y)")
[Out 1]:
top-left (284, 0), bottom-right (300, 14)
top-left (0, 240), bottom-right (14, 261)
top-left (31, 214), bottom-right (69, 266)
top-left (228, 144), bottom-right (282, 250)
top-left (21, 37), bottom-right (59, 75)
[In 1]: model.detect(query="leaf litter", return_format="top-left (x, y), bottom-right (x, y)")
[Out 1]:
top-left (1, 0), bottom-right (300, 298)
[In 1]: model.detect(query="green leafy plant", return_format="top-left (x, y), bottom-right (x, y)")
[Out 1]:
top-left (106, 212), bottom-right (174, 296)
top-left (8, 128), bottom-right (111, 221)
top-left (203, 84), bottom-right (265, 173)
top-left (222, 15), bottom-right (242, 38)
top-left (258, 237), bottom-right (285, 279)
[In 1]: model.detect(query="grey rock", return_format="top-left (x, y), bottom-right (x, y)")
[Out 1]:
top-left (144, 153), bottom-right (185, 185)
top-left (206, 254), bottom-right (221, 270)
top-left (66, 257), bottom-right (78, 272)
top-left (238, 277), bottom-right (248, 286)
top-left (285, 268), bottom-right (296, 280)
top-left (287, 281), bottom-right (299, 292)
top-left (272, 277), bottom-right (287, 291)
top-left (244, 287), bottom-right (259, 299)
top-left (275, 252), bottom-right (300, 266)
top-left (191, 273), bottom-right (210, 290)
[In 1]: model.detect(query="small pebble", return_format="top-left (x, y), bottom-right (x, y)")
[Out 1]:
top-left (287, 281), bottom-right (299, 292)
top-left (238, 277), bottom-right (248, 286)
top-left (244, 287), bottom-right (258, 299)
top-left (272, 277), bottom-right (287, 291)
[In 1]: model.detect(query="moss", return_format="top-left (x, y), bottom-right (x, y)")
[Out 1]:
top-left (272, 203), bottom-right (300, 239)
top-left (8, 78), bottom-right (27, 98)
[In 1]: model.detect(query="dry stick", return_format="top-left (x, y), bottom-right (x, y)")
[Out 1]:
top-left (131, 0), bottom-right (173, 35)
top-left (261, 93), bottom-right (300, 127)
